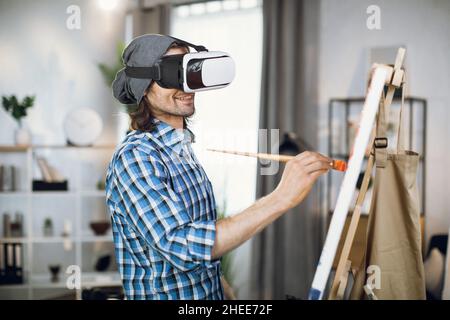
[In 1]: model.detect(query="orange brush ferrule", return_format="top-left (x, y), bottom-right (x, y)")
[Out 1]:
top-left (331, 159), bottom-right (347, 172)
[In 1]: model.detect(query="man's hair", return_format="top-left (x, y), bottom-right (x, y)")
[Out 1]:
top-left (129, 42), bottom-right (190, 132)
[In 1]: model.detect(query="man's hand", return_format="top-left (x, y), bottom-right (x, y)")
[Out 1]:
top-left (273, 151), bottom-right (332, 211)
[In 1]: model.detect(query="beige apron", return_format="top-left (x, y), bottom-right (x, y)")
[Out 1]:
top-left (350, 87), bottom-right (426, 300)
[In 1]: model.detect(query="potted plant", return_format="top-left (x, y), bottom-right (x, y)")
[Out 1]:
top-left (2, 95), bottom-right (35, 146)
top-left (43, 217), bottom-right (53, 237)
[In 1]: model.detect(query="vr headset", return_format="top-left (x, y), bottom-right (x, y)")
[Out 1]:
top-left (125, 36), bottom-right (235, 93)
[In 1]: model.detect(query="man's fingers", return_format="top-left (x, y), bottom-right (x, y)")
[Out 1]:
top-left (298, 152), bottom-right (332, 167)
top-left (305, 160), bottom-right (332, 173)
top-left (293, 151), bottom-right (312, 161)
top-left (309, 169), bottom-right (329, 181)
top-left (289, 151), bottom-right (333, 175)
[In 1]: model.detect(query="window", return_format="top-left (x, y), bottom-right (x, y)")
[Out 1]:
top-left (171, 0), bottom-right (262, 298)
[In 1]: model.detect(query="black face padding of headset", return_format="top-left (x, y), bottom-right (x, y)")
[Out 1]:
top-left (155, 54), bottom-right (185, 90)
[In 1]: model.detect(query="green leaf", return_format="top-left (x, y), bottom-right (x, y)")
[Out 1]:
top-left (23, 95), bottom-right (35, 108)
top-left (116, 41), bottom-right (126, 62)
top-left (2, 96), bottom-right (11, 112)
top-left (1, 94), bottom-right (34, 124)
top-left (11, 95), bottom-right (18, 107)
top-left (97, 41), bottom-right (126, 88)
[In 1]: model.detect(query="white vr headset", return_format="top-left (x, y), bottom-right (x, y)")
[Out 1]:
top-left (125, 36), bottom-right (235, 93)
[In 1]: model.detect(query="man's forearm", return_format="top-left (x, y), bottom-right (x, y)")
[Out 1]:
top-left (211, 192), bottom-right (288, 259)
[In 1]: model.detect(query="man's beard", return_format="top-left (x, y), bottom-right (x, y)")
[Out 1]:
top-left (154, 102), bottom-right (195, 118)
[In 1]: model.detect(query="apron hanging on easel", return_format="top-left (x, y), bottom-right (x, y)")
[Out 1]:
top-left (350, 81), bottom-right (426, 300)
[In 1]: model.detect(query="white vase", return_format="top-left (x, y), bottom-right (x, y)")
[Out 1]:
top-left (14, 126), bottom-right (31, 146)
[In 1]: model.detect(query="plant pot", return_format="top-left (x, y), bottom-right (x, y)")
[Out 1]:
top-left (49, 264), bottom-right (61, 282)
top-left (14, 126), bottom-right (31, 146)
top-left (90, 221), bottom-right (111, 236)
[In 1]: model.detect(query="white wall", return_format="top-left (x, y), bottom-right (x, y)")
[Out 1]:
top-left (317, 0), bottom-right (450, 244)
top-left (0, 0), bottom-right (129, 145)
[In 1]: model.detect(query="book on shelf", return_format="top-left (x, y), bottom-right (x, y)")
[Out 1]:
top-left (36, 157), bottom-right (53, 182)
top-left (36, 157), bottom-right (65, 183)
top-left (0, 243), bottom-right (24, 285)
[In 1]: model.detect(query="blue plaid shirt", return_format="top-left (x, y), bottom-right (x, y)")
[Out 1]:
top-left (105, 119), bottom-right (223, 300)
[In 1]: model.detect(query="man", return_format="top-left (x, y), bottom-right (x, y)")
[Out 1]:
top-left (106, 34), bottom-right (332, 300)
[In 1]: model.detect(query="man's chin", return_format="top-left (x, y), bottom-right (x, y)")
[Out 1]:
top-left (178, 104), bottom-right (195, 117)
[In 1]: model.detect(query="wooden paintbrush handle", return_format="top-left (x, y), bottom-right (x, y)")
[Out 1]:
top-left (206, 148), bottom-right (347, 171)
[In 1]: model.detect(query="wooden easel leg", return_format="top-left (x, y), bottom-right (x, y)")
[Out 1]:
top-left (335, 260), bottom-right (352, 300)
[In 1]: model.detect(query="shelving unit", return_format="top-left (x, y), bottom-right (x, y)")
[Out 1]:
top-left (0, 144), bottom-right (121, 300)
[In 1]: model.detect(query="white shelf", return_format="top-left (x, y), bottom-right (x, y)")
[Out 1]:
top-left (31, 145), bottom-right (116, 150)
top-left (31, 191), bottom-right (76, 197)
top-left (30, 236), bottom-right (113, 243)
top-left (0, 191), bottom-right (105, 197)
top-left (80, 235), bottom-right (113, 242)
top-left (29, 190), bottom-right (105, 197)
top-left (1, 272), bottom-right (120, 290)
top-left (31, 236), bottom-right (76, 243)
top-left (0, 191), bottom-right (103, 197)
top-left (30, 277), bottom-right (68, 289)
top-left (80, 190), bottom-right (106, 197)
top-left (0, 146), bottom-right (29, 153)
top-left (0, 191), bottom-right (30, 196)
top-left (0, 284), bottom-right (29, 289)
top-left (0, 237), bottom-right (28, 243)
top-left (15, 236), bottom-right (114, 243)
top-left (0, 144), bottom-right (117, 299)
top-left (0, 145), bottom-right (116, 151)
top-left (80, 272), bottom-right (122, 287)
top-left (30, 272), bottom-right (121, 289)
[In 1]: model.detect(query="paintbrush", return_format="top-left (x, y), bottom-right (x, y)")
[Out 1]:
top-left (206, 148), bottom-right (347, 172)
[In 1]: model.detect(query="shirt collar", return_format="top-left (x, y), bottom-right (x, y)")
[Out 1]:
top-left (149, 118), bottom-right (195, 154)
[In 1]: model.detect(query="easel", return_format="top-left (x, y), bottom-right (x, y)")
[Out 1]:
top-left (308, 48), bottom-right (406, 300)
